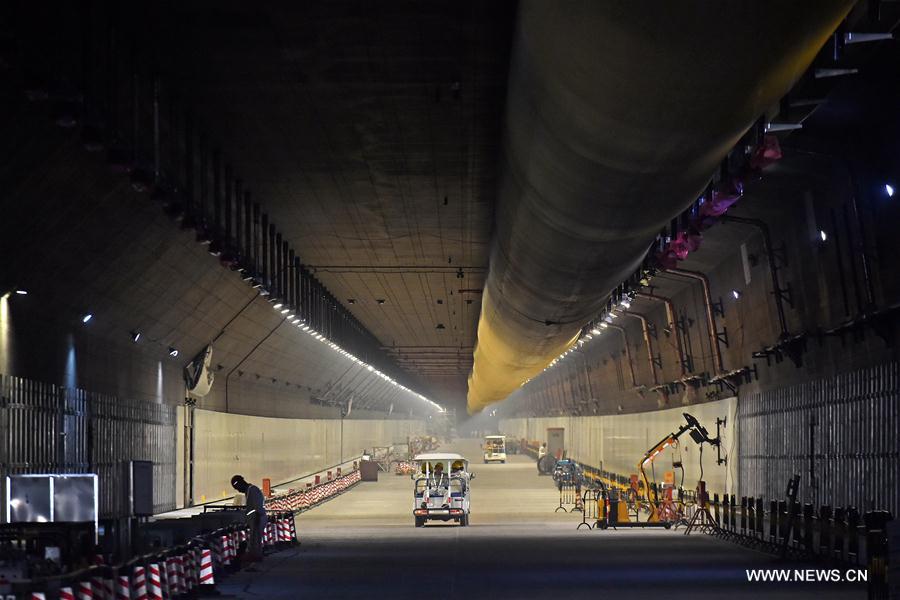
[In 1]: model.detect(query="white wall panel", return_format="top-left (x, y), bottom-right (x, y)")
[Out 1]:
top-left (501, 398), bottom-right (737, 495)
top-left (189, 409), bottom-right (425, 504)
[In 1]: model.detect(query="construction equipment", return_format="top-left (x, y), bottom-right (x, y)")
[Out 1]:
top-left (638, 413), bottom-right (723, 525)
top-left (592, 413), bottom-right (723, 529)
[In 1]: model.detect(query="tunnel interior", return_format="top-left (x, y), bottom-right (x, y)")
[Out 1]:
top-left (0, 1), bottom-right (899, 598)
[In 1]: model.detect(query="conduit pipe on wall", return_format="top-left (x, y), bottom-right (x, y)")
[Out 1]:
top-left (467, 1), bottom-right (853, 413)
top-left (607, 324), bottom-right (638, 388)
top-left (720, 215), bottom-right (791, 338)
top-left (635, 292), bottom-right (686, 377)
top-left (574, 349), bottom-right (595, 407)
top-left (665, 268), bottom-right (725, 375)
top-left (622, 312), bottom-right (658, 385)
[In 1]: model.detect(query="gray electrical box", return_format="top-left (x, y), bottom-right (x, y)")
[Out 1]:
top-left (125, 460), bottom-right (154, 517)
top-left (5, 474), bottom-right (98, 529)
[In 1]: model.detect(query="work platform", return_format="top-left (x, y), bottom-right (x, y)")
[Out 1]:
top-left (217, 439), bottom-right (865, 599)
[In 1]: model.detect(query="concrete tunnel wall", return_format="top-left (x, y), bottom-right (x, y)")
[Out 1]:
top-left (0, 99), bottom-right (440, 517)
top-left (500, 396), bottom-right (738, 497)
top-left (178, 409), bottom-right (425, 506)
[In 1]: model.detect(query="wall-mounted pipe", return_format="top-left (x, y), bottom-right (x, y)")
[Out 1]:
top-left (607, 324), bottom-right (637, 388)
top-left (622, 312), bottom-right (658, 385)
top-left (720, 215), bottom-right (790, 338)
top-left (574, 351), bottom-right (595, 408)
top-left (467, 1), bottom-right (853, 413)
top-left (635, 292), bottom-right (687, 377)
top-left (665, 268), bottom-right (725, 374)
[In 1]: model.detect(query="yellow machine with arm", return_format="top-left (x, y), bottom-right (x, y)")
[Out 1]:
top-left (638, 413), bottom-right (720, 524)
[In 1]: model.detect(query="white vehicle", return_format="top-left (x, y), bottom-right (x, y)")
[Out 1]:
top-left (412, 453), bottom-right (474, 527)
top-left (483, 435), bottom-right (507, 463)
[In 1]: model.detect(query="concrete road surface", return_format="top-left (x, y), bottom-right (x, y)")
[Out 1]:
top-left (217, 438), bottom-right (866, 599)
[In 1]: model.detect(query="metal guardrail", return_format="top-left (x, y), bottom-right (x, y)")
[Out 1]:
top-left (5, 511), bottom-right (298, 598)
top-left (555, 483), bottom-right (582, 513)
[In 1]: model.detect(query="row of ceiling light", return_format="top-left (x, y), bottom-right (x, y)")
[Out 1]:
top-left (5, 287), bottom-right (441, 411)
top-left (3, 289), bottom-right (182, 357)
top-left (266, 298), bottom-right (445, 413)
top-left (521, 182), bottom-right (899, 387)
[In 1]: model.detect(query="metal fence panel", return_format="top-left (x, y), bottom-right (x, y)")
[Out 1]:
top-left (0, 373), bottom-right (177, 518)
top-left (738, 361), bottom-right (899, 518)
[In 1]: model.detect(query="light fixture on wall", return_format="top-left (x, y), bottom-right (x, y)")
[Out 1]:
top-left (819, 229), bottom-right (828, 242)
top-left (130, 331), bottom-right (141, 343)
top-left (14, 289), bottom-right (27, 296)
top-left (81, 313), bottom-right (93, 324)
top-left (886, 184), bottom-right (895, 197)
top-left (731, 289), bottom-right (742, 299)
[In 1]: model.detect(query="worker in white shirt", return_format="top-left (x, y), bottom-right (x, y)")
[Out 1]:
top-left (537, 442), bottom-right (548, 473)
top-left (231, 474), bottom-right (268, 561)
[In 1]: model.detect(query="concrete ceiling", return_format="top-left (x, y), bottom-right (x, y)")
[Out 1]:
top-left (135, 1), bottom-right (516, 409)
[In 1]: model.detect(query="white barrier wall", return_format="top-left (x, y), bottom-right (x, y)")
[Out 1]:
top-left (500, 397), bottom-right (738, 496)
top-left (179, 408), bottom-right (425, 505)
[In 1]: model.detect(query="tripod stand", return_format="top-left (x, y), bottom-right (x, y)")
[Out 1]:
top-left (684, 481), bottom-right (720, 535)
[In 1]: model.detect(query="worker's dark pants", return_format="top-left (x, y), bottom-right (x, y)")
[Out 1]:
top-left (248, 512), bottom-right (267, 560)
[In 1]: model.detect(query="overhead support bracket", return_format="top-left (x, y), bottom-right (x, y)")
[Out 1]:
top-left (716, 326), bottom-right (730, 348)
top-left (712, 297), bottom-right (725, 318)
top-left (774, 282), bottom-right (795, 309)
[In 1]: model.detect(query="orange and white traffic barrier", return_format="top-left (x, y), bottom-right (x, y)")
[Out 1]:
top-left (116, 575), bottom-right (130, 600)
top-left (59, 588), bottom-right (76, 600)
top-left (77, 580), bottom-right (93, 600)
top-left (198, 548), bottom-right (215, 587)
top-left (132, 565), bottom-right (148, 600)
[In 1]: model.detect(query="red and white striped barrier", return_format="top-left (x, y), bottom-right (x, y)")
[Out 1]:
top-left (23, 525), bottom-right (263, 599)
top-left (265, 468), bottom-right (361, 512)
top-left (198, 548), bottom-right (215, 587)
top-left (289, 512), bottom-right (298, 542)
top-left (179, 554), bottom-right (189, 594)
top-left (77, 580), bottom-right (93, 600)
top-left (194, 547), bottom-right (203, 586)
top-left (166, 557), bottom-right (180, 596)
top-left (277, 517), bottom-right (289, 542)
top-left (116, 575), bottom-right (130, 600)
top-left (147, 563), bottom-right (163, 600)
top-left (132, 565), bottom-right (147, 600)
